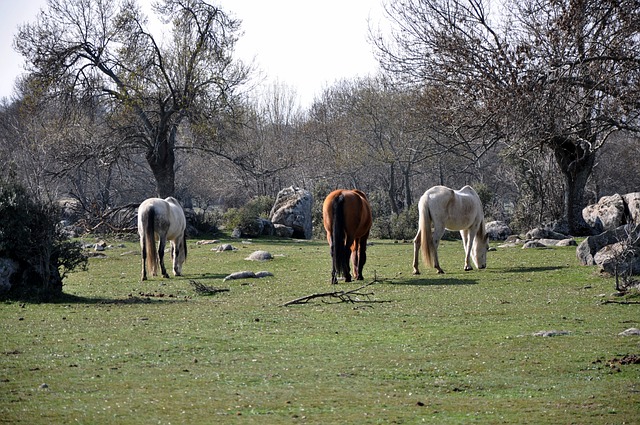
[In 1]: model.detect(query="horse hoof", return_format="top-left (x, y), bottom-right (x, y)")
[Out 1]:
top-left (437, 269), bottom-right (445, 274)
top-left (464, 267), bottom-right (472, 271)
top-left (413, 270), bottom-right (420, 275)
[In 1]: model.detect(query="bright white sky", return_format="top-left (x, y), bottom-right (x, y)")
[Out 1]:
top-left (0, 0), bottom-right (385, 107)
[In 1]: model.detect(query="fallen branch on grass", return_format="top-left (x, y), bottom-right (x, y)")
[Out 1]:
top-left (189, 280), bottom-right (230, 295)
top-left (282, 273), bottom-right (389, 307)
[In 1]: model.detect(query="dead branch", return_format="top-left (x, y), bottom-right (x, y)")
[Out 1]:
top-left (282, 274), bottom-right (388, 307)
top-left (189, 280), bottom-right (230, 295)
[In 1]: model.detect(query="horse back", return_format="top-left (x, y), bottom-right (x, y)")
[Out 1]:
top-left (138, 197), bottom-right (185, 239)
top-left (341, 190), bottom-right (372, 238)
top-left (322, 189), bottom-right (372, 238)
top-left (424, 186), bottom-right (483, 231)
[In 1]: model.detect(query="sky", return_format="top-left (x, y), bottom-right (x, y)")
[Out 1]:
top-left (0, 0), bottom-right (386, 107)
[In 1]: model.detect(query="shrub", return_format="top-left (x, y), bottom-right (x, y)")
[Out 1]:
top-left (0, 180), bottom-right (87, 300)
top-left (223, 196), bottom-right (274, 235)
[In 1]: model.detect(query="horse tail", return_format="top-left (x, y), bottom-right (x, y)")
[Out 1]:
top-left (332, 193), bottom-right (350, 278)
top-left (143, 206), bottom-right (159, 276)
top-left (420, 200), bottom-right (436, 268)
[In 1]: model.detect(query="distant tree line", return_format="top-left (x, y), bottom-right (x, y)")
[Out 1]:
top-left (1, 0), bottom-right (639, 236)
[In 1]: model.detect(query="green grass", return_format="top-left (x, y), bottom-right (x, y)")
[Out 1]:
top-left (2, 237), bottom-right (638, 424)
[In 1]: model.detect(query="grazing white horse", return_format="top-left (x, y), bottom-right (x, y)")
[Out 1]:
top-left (137, 197), bottom-right (187, 281)
top-left (413, 185), bottom-right (488, 274)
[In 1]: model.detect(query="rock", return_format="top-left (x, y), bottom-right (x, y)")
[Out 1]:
top-left (533, 330), bottom-right (571, 337)
top-left (582, 194), bottom-right (626, 231)
top-left (618, 328), bottom-right (640, 336)
top-left (223, 270), bottom-right (273, 281)
top-left (223, 271), bottom-right (256, 281)
top-left (576, 224), bottom-right (640, 266)
top-left (485, 221), bottom-right (511, 241)
top-left (522, 241), bottom-right (548, 249)
top-left (525, 227), bottom-right (568, 240)
top-left (593, 242), bottom-right (640, 276)
top-left (556, 238), bottom-right (577, 247)
top-left (245, 250), bottom-right (273, 261)
top-left (260, 219), bottom-right (275, 236)
top-left (196, 240), bottom-right (220, 245)
top-left (623, 192), bottom-right (640, 224)
top-left (535, 238), bottom-right (577, 247)
top-left (273, 223), bottom-right (294, 238)
top-left (213, 244), bottom-right (236, 252)
top-left (270, 186), bottom-right (313, 239)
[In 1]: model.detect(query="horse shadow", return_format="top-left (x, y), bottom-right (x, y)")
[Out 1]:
top-left (390, 275), bottom-right (479, 286)
top-left (500, 266), bottom-right (565, 273)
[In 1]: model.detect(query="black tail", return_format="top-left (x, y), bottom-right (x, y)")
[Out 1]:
top-left (332, 194), bottom-right (350, 278)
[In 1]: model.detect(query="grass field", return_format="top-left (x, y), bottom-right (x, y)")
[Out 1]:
top-left (1, 236), bottom-right (639, 424)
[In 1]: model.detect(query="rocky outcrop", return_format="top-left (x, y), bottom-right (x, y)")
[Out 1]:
top-left (270, 187), bottom-right (313, 239)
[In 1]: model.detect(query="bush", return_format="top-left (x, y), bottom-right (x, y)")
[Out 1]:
top-left (223, 196), bottom-right (274, 235)
top-left (0, 180), bottom-right (87, 300)
top-left (371, 206), bottom-right (419, 240)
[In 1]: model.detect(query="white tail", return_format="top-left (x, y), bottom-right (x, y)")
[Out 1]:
top-left (420, 204), bottom-right (436, 268)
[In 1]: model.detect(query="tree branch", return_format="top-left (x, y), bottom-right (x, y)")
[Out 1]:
top-left (281, 274), bottom-right (388, 307)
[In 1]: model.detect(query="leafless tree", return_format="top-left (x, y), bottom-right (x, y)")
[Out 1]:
top-left (15, 0), bottom-right (249, 198)
top-left (375, 0), bottom-right (640, 234)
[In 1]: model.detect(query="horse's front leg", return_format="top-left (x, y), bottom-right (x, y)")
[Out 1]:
top-left (158, 236), bottom-right (170, 278)
top-left (412, 230), bottom-right (421, 275)
top-left (462, 230), bottom-right (475, 271)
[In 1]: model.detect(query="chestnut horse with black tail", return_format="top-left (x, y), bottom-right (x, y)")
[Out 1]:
top-left (137, 197), bottom-right (187, 281)
top-left (322, 189), bottom-right (372, 284)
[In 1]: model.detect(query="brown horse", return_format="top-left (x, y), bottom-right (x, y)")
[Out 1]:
top-left (322, 189), bottom-right (372, 284)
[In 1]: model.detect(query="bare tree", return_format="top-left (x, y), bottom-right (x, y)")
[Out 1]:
top-left (375, 0), bottom-right (640, 234)
top-left (15, 0), bottom-right (249, 198)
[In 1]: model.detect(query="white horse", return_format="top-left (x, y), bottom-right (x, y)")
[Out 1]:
top-left (137, 197), bottom-right (187, 281)
top-left (413, 185), bottom-right (488, 274)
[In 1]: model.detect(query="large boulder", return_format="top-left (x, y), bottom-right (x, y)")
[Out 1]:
top-left (582, 194), bottom-right (626, 231)
top-left (593, 242), bottom-right (640, 276)
top-left (577, 224), bottom-right (640, 266)
top-left (623, 192), bottom-right (640, 224)
top-left (485, 221), bottom-right (511, 241)
top-left (270, 187), bottom-right (313, 239)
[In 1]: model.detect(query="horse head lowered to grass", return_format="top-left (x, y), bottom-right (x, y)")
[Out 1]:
top-left (137, 197), bottom-right (187, 281)
top-left (322, 189), bottom-right (372, 284)
top-left (413, 185), bottom-right (488, 274)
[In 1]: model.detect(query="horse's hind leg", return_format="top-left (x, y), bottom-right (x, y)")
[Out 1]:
top-left (432, 226), bottom-right (446, 274)
top-left (344, 237), bottom-right (354, 282)
top-left (412, 229), bottom-right (421, 275)
top-left (140, 237), bottom-right (148, 281)
top-left (158, 236), bottom-right (170, 278)
top-left (354, 235), bottom-right (368, 280)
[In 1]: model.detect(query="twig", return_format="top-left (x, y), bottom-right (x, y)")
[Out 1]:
top-left (282, 273), bottom-right (388, 306)
top-left (189, 280), bottom-right (230, 295)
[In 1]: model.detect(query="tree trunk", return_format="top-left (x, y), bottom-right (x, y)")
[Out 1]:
top-left (146, 135), bottom-right (176, 198)
top-left (388, 163), bottom-right (399, 215)
top-left (553, 137), bottom-right (595, 235)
